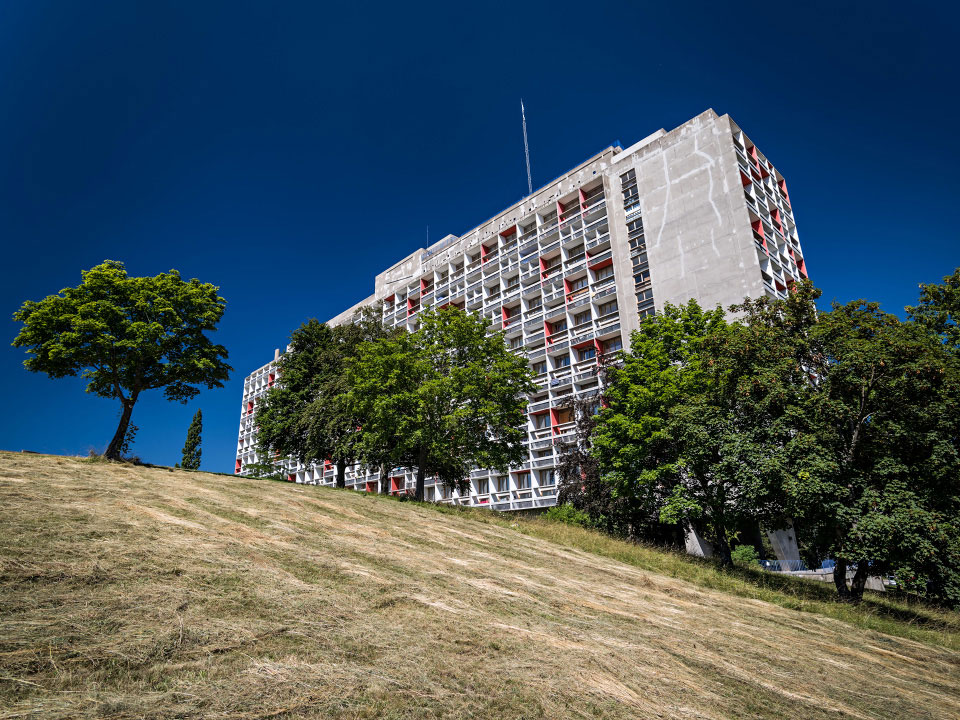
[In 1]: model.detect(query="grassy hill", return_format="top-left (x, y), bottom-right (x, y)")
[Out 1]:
top-left (1, 452), bottom-right (959, 719)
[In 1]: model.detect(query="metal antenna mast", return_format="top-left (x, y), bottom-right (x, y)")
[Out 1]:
top-left (521, 99), bottom-right (533, 196)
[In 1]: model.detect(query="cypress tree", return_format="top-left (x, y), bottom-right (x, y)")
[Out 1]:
top-left (181, 409), bottom-right (202, 470)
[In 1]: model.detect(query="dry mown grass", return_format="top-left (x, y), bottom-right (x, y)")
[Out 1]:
top-left (1, 451), bottom-right (959, 719)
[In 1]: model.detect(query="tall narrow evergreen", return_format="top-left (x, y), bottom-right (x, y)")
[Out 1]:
top-left (181, 409), bottom-right (202, 470)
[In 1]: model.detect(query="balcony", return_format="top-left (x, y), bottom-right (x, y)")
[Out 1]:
top-left (592, 285), bottom-right (617, 302)
top-left (539, 220), bottom-right (559, 237)
top-left (543, 287), bottom-right (565, 306)
top-left (540, 238), bottom-right (561, 255)
top-left (582, 197), bottom-right (606, 216)
top-left (570, 329), bottom-right (594, 346)
top-left (587, 248), bottom-right (612, 267)
top-left (566, 287), bottom-right (589, 303)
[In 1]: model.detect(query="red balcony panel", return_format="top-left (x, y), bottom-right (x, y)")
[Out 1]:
top-left (287, 474), bottom-right (295, 483)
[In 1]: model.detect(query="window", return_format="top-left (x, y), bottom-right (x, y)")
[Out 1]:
top-left (550, 319), bottom-right (567, 333)
top-left (541, 469), bottom-right (556, 486)
top-left (509, 337), bottom-right (523, 349)
top-left (533, 413), bottom-right (551, 429)
top-left (577, 346), bottom-right (597, 361)
top-left (477, 477), bottom-right (489, 495)
top-left (532, 360), bottom-right (546, 375)
top-left (594, 264), bottom-right (615, 281)
top-left (598, 300), bottom-right (618, 317)
top-left (496, 476), bottom-right (509, 493)
top-left (570, 276), bottom-right (589, 291)
top-left (516, 473), bottom-right (531, 490)
top-left (573, 310), bottom-right (591, 326)
top-left (603, 337), bottom-right (623, 353)
top-left (620, 169), bottom-right (640, 210)
top-left (555, 354), bottom-right (571, 368)
top-left (555, 408), bottom-right (573, 425)
top-left (528, 295), bottom-right (543, 310)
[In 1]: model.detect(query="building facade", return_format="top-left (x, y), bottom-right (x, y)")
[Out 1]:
top-left (236, 109), bottom-right (808, 510)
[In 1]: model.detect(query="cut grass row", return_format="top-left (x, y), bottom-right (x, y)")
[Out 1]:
top-left (371, 493), bottom-right (960, 652)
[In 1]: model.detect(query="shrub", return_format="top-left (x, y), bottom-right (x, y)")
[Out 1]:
top-left (731, 545), bottom-right (761, 568)
top-left (545, 503), bottom-right (593, 528)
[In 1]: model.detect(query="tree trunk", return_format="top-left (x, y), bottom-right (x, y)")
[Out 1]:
top-left (105, 399), bottom-right (135, 460)
top-left (336, 459), bottom-right (346, 489)
top-left (849, 563), bottom-right (870, 602)
top-left (715, 530), bottom-right (734, 568)
top-left (415, 447), bottom-right (426, 501)
top-left (379, 462), bottom-right (389, 495)
top-left (834, 557), bottom-right (850, 598)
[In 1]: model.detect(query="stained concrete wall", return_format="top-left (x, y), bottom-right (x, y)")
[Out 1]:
top-left (608, 109), bottom-right (763, 344)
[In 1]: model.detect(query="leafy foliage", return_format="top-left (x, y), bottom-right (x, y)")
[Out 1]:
top-left (591, 300), bottom-right (762, 564)
top-left (255, 308), bottom-right (393, 487)
top-left (181, 409), bottom-right (202, 470)
top-left (543, 503), bottom-right (593, 528)
top-left (588, 276), bottom-right (960, 604)
top-left (11, 260), bottom-right (231, 459)
top-left (908, 267), bottom-right (960, 350)
top-left (348, 307), bottom-right (535, 500)
top-left (731, 545), bottom-right (761, 568)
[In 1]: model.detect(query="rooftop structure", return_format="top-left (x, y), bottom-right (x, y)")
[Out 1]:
top-left (236, 109), bottom-right (807, 510)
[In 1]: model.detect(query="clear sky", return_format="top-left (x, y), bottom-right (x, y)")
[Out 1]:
top-left (1, 1), bottom-right (957, 473)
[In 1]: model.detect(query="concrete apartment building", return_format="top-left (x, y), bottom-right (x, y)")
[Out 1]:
top-left (236, 109), bottom-right (808, 511)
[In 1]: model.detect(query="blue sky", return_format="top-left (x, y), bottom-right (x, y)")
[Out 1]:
top-left (1, 1), bottom-right (957, 472)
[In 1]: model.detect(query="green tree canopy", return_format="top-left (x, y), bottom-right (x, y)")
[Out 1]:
top-left (908, 267), bottom-right (960, 350)
top-left (348, 307), bottom-right (535, 501)
top-left (181, 409), bottom-right (202, 470)
top-left (789, 298), bottom-right (960, 601)
top-left (704, 282), bottom-right (960, 602)
top-left (12, 260), bottom-right (231, 459)
top-left (590, 300), bottom-right (774, 565)
top-left (255, 308), bottom-right (393, 488)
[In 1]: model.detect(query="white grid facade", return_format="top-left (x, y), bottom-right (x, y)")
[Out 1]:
top-left (236, 110), bottom-right (807, 509)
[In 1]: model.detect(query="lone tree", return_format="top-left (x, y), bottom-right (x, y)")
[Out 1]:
top-left (349, 307), bottom-right (535, 501)
top-left (181, 409), bottom-right (203, 470)
top-left (12, 260), bottom-right (231, 460)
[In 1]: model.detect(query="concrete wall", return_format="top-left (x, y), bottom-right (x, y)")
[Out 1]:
top-left (610, 110), bottom-right (763, 347)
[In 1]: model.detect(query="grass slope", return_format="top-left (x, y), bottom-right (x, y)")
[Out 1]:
top-left (1, 452), bottom-right (958, 719)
